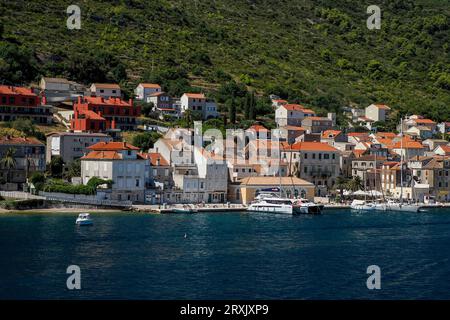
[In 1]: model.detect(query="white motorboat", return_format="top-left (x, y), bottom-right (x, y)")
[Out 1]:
top-left (350, 199), bottom-right (376, 211)
top-left (247, 196), bottom-right (323, 215)
top-left (293, 198), bottom-right (324, 214)
top-left (75, 213), bottom-right (93, 226)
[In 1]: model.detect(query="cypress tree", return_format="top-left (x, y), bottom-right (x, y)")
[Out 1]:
top-left (229, 97), bottom-right (236, 124)
top-left (244, 93), bottom-right (250, 120)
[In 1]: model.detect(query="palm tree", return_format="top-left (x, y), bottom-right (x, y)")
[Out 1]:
top-left (0, 148), bottom-right (17, 184)
top-left (335, 176), bottom-right (348, 202)
top-left (346, 176), bottom-right (363, 192)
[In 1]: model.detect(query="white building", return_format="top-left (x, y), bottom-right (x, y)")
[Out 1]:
top-left (90, 83), bottom-right (121, 98)
top-left (39, 77), bottom-right (85, 104)
top-left (275, 104), bottom-right (316, 127)
top-left (434, 145), bottom-right (450, 156)
top-left (180, 93), bottom-right (218, 119)
top-left (46, 131), bottom-right (112, 164)
top-left (365, 104), bottom-right (391, 122)
top-left (134, 83), bottom-right (162, 102)
top-left (391, 138), bottom-right (425, 158)
top-left (81, 141), bottom-right (146, 203)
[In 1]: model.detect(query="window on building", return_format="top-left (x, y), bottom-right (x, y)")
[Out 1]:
top-left (324, 154), bottom-right (329, 159)
top-left (312, 153), bottom-right (316, 159)
top-left (332, 154), bottom-right (335, 159)
top-left (136, 179), bottom-right (140, 187)
top-left (319, 153), bottom-right (322, 160)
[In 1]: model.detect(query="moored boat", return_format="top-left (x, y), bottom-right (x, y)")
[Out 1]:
top-left (247, 196), bottom-right (323, 215)
top-left (374, 200), bottom-right (421, 212)
top-left (350, 199), bottom-right (376, 211)
top-left (75, 213), bottom-right (93, 226)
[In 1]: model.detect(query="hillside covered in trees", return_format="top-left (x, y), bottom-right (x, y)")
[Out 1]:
top-left (1, 0), bottom-right (449, 122)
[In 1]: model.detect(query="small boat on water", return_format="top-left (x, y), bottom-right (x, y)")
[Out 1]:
top-left (75, 213), bottom-right (93, 226)
top-left (247, 194), bottom-right (323, 215)
top-left (350, 199), bottom-right (376, 211)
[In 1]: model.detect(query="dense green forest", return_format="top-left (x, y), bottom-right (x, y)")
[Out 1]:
top-left (0, 0), bottom-right (449, 122)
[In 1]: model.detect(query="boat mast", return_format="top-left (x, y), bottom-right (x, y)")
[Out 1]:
top-left (400, 116), bottom-right (404, 206)
top-left (277, 124), bottom-right (282, 198)
top-left (374, 152), bottom-right (377, 201)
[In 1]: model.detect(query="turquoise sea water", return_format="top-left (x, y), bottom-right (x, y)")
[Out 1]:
top-left (1, 209), bottom-right (450, 299)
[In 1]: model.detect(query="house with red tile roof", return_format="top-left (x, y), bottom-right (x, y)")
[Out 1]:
top-left (246, 124), bottom-right (271, 140)
top-left (347, 132), bottom-right (371, 144)
top-left (320, 130), bottom-right (347, 145)
top-left (180, 93), bottom-right (218, 120)
top-left (408, 155), bottom-right (450, 201)
top-left (404, 117), bottom-right (437, 133)
top-left (281, 142), bottom-right (340, 196)
top-left (271, 98), bottom-right (288, 109)
top-left (275, 104), bottom-right (316, 127)
top-left (147, 91), bottom-right (176, 116)
top-left (139, 152), bottom-right (173, 192)
top-left (134, 83), bottom-right (162, 102)
top-left (301, 116), bottom-right (333, 134)
top-left (278, 125), bottom-right (306, 144)
top-left (81, 141), bottom-right (147, 203)
top-left (90, 83), bottom-right (121, 99)
top-left (0, 85), bottom-right (53, 124)
top-left (433, 145), bottom-right (450, 156)
top-left (391, 138), bottom-right (425, 158)
top-left (71, 96), bottom-right (140, 132)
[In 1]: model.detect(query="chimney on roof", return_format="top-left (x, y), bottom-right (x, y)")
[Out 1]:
top-left (157, 158), bottom-right (160, 166)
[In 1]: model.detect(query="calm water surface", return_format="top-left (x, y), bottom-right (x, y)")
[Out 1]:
top-left (1, 209), bottom-right (450, 299)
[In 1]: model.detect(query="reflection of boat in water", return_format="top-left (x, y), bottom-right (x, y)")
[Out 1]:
top-left (172, 206), bottom-right (198, 214)
top-left (247, 194), bottom-right (323, 215)
top-left (76, 213), bottom-right (93, 226)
